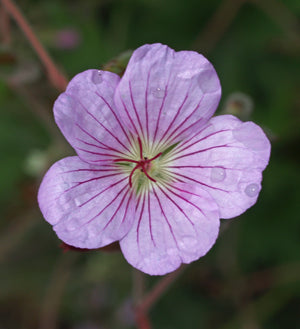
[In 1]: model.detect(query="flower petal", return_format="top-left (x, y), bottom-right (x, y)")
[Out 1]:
top-left (169, 115), bottom-right (271, 218)
top-left (120, 183), bottom-right (220, 275)
top-left (38, 156), bottom-right (135, 248)
top-left (54, 70), bottom-right (131, 164)
top-left (114, 43), bottom-right (221, 146)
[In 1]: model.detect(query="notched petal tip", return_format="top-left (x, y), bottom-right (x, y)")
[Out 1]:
top-left (120, 183), bottom-right (220, 275)
top-left (170, 115), bottom-right (271, 219)
top-left (114, 43), bottom-right (222, 145)
top-left (38, 156), bottom-right (135, 250)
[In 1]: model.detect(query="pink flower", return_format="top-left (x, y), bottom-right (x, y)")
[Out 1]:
top-left (38, 44), bottom-right (270, 275)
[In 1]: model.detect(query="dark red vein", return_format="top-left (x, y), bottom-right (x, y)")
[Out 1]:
top-left (136, 193), bottom-right (146, 246)
top-left (158, 92), bottom-right (189, 144)
top-left (54, 172), bottom-right (124, 203)
top-left (171, 129), bottom-right (230, 157)
top-left (164, 185), bottom-right (205, 217)
top-left (76, 147), bottom-right (121, 158)
top-left (168, 165), bottom-right (243, 172)
top-left (102, 185), bottom-right (131, 230)
top-left (70, 172), bottom-right (123, 189)
top-left (68, 94), bottom-right (129, 151)
top-left (75, 123), bottom-right (126, 154)
top-left (78, 176), bottom-right (127, 208)
top-left (119, 96), bottom-right (139, 136)
top-left (152, 187), bottom-right (180, 251)
top-left (162, 94), bottom-right (204, 144)
top-left (62, 168), bottom-right (120, 174)
top-left (157, 185), bottom-right (194, 226)
top-left (129, 80), bottom-right (145, 139)
top-left (172, 172), bottom-right (229, 193)
top-left (95, 91), bottom-right (132, 147)
top-left (153, 84), bottom-right (168, 141)
top-left (121, 190), bottom-right (134, 225)
top-left (81, 185), bottom-right (127, 227)
top-left (145, 70), bottom-right (150, 142)
top-left (147, 192), bottom-right (155, 246)
top-left (170, 144), bottom-right (229, 161)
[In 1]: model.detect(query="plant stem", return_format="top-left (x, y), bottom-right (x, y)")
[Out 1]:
top-left (134, 265), bottom-right (187, 328)
top-left (0, 3), bottom-right (11, 45)
top-left (1, 0), bottom-right (68, 91)
top-left (192, 0), bottom-right (246, 54)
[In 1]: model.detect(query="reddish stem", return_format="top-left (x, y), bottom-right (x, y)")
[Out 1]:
top-left (1, 0), bottom-right (68, 92)
top-left (135, 312), bottom-right (152, 329)
top-left (0, 3), bottom-right (11, 45)
top-left (138, 265), bottom-right (187, 313)
top-left (134, 265), bottom-right (187, 329)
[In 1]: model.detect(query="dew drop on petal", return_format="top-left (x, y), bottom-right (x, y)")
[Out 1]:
top-left (210, 167), bottom-right (226, 182)
top-left (92, 70), bottom-right (103, 84)
top-left (244, 183), bottom-right (259, 197)
top-left (151, 87), bottom-right (165, 98)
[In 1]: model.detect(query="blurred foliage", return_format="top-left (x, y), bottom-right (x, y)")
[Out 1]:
top-left (0, 0), bottom-right (300, 328)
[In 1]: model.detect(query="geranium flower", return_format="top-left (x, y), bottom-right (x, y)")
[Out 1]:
top-left (38, 43), bottom-right (270, 275)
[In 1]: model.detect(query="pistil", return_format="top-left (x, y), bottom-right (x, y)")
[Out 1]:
top-left (114, 137), bottom-right (162, 188)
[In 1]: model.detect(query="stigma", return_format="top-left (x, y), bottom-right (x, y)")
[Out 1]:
top-left (113, 137), bottom-right (162, 188)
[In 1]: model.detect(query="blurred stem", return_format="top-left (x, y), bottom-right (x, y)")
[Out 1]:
top-left (133, 269), bottom-right (151, 329)
top-left (220, 262), bottom-right (300, 329)
top-left (134, 265), bottom-right (187, 329)
top-left (6, 80), bottom-right (70, 150)
top-left (250, 0), bottom-right (300, 39)
top-left (39, 252), bottom-right (78, 329)
top-left (0, 3), bottom-right (11, 45)
top-left (1, 0), bottom-right (68, 92)
top-left (132, 269), bottom-right (146, 305)
top-left (192, 0), bottom-right (246, 54)
top-left (0, 209), bottom-right (39, 263)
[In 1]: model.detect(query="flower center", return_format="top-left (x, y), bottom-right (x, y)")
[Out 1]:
top-left (114, 137), bottom-right (162, 188)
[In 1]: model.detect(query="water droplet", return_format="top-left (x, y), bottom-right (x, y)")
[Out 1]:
top-left (151, 87), bottom-right (165, 98)
top-left (92, 70), bottom-right (103, 84)
top-left (210, 167), bottom-right (226, 182)
top-left (245, 183), bottom-right (259, 197)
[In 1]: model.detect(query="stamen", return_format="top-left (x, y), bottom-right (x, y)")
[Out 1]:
top-left (129, 164), bottom-right (141, 188)
top-left (137, 137), bottom-right (143, 159)
top-left (114, 137), bottom-right (163, 189)
top-left (141, 163), bottom-right (157, 183)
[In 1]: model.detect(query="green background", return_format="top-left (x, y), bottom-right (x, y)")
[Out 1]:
top-left (0, 0), bottom-right (299, 328)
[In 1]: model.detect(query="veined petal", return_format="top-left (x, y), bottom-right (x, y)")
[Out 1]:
top-left (114, 43), bottom-right (221, 146)
top-left (54, 70), bottom-right (131, 164)
top-left (169, 115), bottom-right (271, 218)
top-left (38, 156), bottom-right (135, 248)
top-left (120, 183), bottom-right (220, 275)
